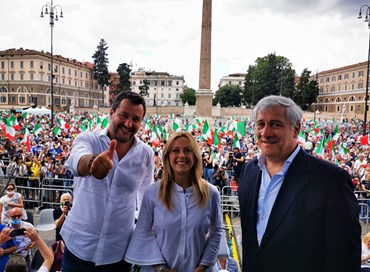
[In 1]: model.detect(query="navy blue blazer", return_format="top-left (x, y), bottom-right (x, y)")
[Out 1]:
top-left (238, 148), bottom-right (361, 272)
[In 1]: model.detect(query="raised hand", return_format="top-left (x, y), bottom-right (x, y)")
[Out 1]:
top-left (90, 140), bottom-right (117, 180)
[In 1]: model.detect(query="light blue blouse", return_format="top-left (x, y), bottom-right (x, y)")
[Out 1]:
top-left (125, 181), bottom-right (223, 272)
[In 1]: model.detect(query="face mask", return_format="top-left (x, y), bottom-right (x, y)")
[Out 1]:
top-left (11, 218), bottom-right (21, 225)
top-left (7, 190), bottom-right (14, 195)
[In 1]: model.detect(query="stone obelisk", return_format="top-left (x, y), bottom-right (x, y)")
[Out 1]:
top-left (195, 0), bottom-right (213, 117)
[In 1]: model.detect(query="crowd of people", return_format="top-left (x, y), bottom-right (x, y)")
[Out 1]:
top-left (0, 91), bottom-right (369, 271)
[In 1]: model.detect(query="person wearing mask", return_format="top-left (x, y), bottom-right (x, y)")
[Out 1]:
top-left (53, 193), bottom-right (72, 241)
top-left (0, 184), bottom-right (24, 225)
top-left (125, 132), bottom-right (222, 272)
top-left (238, 95), bottom-right (360, 272)
top-left (62, 92), bottom-right (154, 272)
top-left (7, 207), bottom-right (35, 271)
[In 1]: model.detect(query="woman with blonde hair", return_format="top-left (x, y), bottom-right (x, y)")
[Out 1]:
top-left (362, 232), bottom-right (370, 271)
top-left (125, 132), bottom-right (222, 272)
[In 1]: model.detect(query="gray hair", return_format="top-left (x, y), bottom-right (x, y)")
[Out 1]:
top-left (253, 95), bottom-right (303, 128)
top-left (61, 192), bottom-right (72, 201)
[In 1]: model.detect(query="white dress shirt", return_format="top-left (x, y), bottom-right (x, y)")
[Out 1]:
top-left (62, 126), bottom-right (154, 265)
top-left (125, 182), bottom-right (223, 272)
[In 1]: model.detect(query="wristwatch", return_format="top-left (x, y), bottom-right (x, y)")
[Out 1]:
top-left (155, 265), bottom-right (169, 272)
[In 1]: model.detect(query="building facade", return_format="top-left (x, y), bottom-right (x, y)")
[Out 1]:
top-left (218, 73), bottom-right (246, 88)
top-left (130, 70), bottom-right (185, 107)
top-left (316, 61), bottom-right (368, 116)
top-left (0, 48), bottom-right (104, 111)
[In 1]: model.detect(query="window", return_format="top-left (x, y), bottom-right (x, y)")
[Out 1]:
top-left (331, 86), bottom-right (335, 92)
top-left (80, 71), bottom-right (82, 78)
top-left (1, 74), bottom-right (4, 80)
top-left (30, 74), bottom-right (34, 80)
top-left (62, 67), bottom-right (65, 74)
top-left (352, 83), bottom-right (355, 90)
top-left (344, 73), bottom-right (348, 80)
top-left (48, 63), bottom-right (51, 71)
top-left (20, 61), bottom-right (24, 69)
top-left (62, 78), bottom-right (65, 85)
top-left (326, 77), bottom-right (329, 83)
top-left (10, 61), bottom-right (14, 69)
top-left (10, 74), bottom-right (14, 80)
top-left (176, 81), bottom-right (179, 85)
top-left (74, 70), bottom-right (77, 77)
top-left (331, 76), bottom-right (335, 82)
top-left (0, 61), bottom-right (4, 69)
top-left (320, 78), bottom-right (324, 84)
top-left (344, 84), bottom-right (348, 90)
top-left (0, 87), bottom-right (7, 92)
top-left (10, 96), bottom-right (15, 103)
top-left (40, 61), bottom-right (43, 69)
top-left (68, 68), bottom-right (71, 75)
top-left (359, 70), bottom-right (364, 77)
top-left (352, 72), bottom-right (355, 78)
top-left (30, 61), bottom-right (34, 68)
top-left (338, 75), bottom-right (342, 80)
top-left (20, 74), bottom-right (24, 80)
top-left (359, 82), bottom-right (364, 89)
top-left (161, 93), bottom-right (164, 98)
top-left (69, 79), bottom-right (71, 85)
top-left (19, 96), bottom-right (25, 103)
top-left (338, 85), bottom-right (341, 91)
top-left (0, 97), bottom-right (6, 103)
top-left (168, 93), bottom-right (171, 98)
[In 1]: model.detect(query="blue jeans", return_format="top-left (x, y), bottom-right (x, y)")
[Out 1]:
top-left (62, 246), bottom-right (132, 272)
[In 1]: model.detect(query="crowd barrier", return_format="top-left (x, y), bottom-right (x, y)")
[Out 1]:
top-left (0, 175), bottom-right (73, 210)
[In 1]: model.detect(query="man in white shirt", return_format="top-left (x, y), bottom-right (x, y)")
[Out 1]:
top-left (62, 92), bottom-right (154, 272)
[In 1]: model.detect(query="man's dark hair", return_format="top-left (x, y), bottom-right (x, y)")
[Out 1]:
top-left (111, 91), bottom-right (146, 117)
top-left (5, 255), bottom-right (27, 272)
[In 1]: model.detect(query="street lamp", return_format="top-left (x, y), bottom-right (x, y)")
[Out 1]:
top-left (358, 4), bottom-right (370, 135)
top-left (40, 0), bottom-right (63, 128)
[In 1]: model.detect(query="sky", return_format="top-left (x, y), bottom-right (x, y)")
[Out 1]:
top-left (0, 0), bottom-right (368, 91)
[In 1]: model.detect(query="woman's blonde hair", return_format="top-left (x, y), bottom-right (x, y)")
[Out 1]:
top-left (159, 132), bottom-right (210, 210)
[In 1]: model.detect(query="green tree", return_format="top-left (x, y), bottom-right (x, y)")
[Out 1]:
top-left (180, 87), bottom-right (196, 105)
top-left (116, 63), bottom-right (132, 93)
top-left (139, 80), bottom-right (150, 97)
top-left (294, 68), bottom-right (318, 110)
top-left (92, 39), bottom-right (110, 106)
top-left (243, 53), bottom-right (296, 106)
top-left (213, 85), bottom-right (242, 107)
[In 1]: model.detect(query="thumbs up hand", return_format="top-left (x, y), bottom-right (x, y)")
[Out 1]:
top-left (90, 140), bottom-right (117, 180)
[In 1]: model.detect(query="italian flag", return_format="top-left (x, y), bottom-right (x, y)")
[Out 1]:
top-left (7, 115), bottom-right (21, 131)
top-left (172, 120), bottom-right (181, 132)
top-left (201, 120), bottom-right (214, 145)
top-left (298, 131), bottom-right (306, 145)
top-left (22, 127), bottom-right (31, 151)
top-left (53, 126), bottom-right (61, 136)
top-left (57, 117), bottom-right (71, 130)
top-left (1, 119), bottom-right (16, 140)
top-left (233, 133), bottom-right (241, 149)
top-left (332, 125), bottom-right (340, 142)
top-left (33, 123), bottom-right (43, 135)
top-left (237, 121), bottom-right (246, 136)
top-left (151, 125), bottom-right (161, 147)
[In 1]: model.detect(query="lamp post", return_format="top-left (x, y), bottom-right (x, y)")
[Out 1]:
top-left (40, 0), bottom-right (63, 128)
top-left (358, 4), bottom-right (370, 135)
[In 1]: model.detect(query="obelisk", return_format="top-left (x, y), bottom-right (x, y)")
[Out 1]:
top-left (195, 0), bottom-right (213, 117)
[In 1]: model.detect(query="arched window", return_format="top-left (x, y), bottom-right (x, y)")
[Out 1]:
top-left (17, 86), bottom-right (27, 93)
top-left (0, 87), bottom-right (8, 93)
